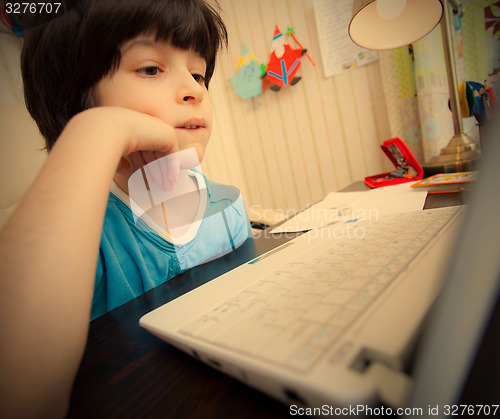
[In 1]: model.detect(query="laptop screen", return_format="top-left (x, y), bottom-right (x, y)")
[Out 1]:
top-left (406, 117), bottom-right (500, 415)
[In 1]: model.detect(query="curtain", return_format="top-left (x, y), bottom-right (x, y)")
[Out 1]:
top-left (379, 0), bottom-right (499, 165)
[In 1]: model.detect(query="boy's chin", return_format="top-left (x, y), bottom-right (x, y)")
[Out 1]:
top-left (115, 147), bottom-right (203, 179)
top-left (178, 147), bottom-right (203, 170)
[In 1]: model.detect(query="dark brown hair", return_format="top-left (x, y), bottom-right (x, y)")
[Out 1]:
top-left (21, 0), bottom-right (227, 150)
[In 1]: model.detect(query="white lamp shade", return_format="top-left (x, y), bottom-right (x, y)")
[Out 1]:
top-left (349, 0), bottom-right (443, 50)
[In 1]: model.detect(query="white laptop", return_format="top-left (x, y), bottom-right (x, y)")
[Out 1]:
top-left (140, 123), bottom-right (500, 415)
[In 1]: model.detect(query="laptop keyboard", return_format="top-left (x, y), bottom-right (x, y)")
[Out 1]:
top-left (179, 207), bottom-right (461, 372)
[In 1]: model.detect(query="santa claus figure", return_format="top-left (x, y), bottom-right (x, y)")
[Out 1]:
top-left (265, 26), bottom-right (306, 91)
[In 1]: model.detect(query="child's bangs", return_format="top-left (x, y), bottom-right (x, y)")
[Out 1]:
top-left (99, 0), bottom-right (226, 80)
top-left (153, 2), bottom-right (217, 64)
top-left (110, 0), bottom-right (225, 69)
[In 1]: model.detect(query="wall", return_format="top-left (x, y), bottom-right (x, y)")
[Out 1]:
top-left (0, 0), bottom-right (396, 225)
top-left (0, 33), bottom-right (47, 229)
top-left (202, 0), bottom-right (394, 213)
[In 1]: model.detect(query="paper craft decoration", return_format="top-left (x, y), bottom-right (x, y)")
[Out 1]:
top-left (230, 45), bottom-right (268, 100)
top-left (265, 26), bottom-right (314, 91)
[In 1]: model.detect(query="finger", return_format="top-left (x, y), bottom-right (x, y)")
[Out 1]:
top-left (141, 151), bottom-right (159, 186)
top-left (153, 151), bottom-right (172, 185)
top-left (149, 155), bottom-right (176, 191)
top-left (143, 151), bottom-right (176, 191)
top-left (124, 114), bottom-right (179, 156)
top-left (144, 157), bottom-right (164, 189)
top-left (128, 151), bottom-right (148, 171)
top-left (161, 152), bottom-right (180, 186)
top-left (116, 157), bottom-right (131, 177)
top-left (142, 150), bottom-right (157, 164)
top-left (151, 151), bottom-right (173, 189)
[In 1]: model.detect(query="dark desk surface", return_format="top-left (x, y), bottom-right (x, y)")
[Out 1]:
top-left (68, 185), bottom-right (467, 418)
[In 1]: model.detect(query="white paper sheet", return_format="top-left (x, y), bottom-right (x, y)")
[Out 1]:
top-left (313, 0), bottom-right (378, 77)
top-left (270, 182), bottom-right (428, 233)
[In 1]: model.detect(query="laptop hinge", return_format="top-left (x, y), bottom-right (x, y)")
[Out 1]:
top-left (365, 362), bottom-right (413, 409)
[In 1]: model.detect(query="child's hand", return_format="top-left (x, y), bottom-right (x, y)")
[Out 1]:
top-left (63, 106), bottom-right (181, 187)
top-left (0, 105), bottom-right (187, 419)
top-left (127, 151), bottom-right (180, 190)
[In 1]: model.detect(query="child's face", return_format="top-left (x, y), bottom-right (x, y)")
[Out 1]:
top-left (95, 35), bottom-right (212, 171)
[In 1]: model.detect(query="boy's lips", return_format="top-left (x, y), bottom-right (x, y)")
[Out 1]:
top-left (176, 118), bottom-right (206, 129)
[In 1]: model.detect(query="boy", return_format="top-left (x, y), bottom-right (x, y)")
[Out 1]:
top-left (0, 0), bottom-right (249, 416)
top-left (24, 0), bottom-right (250, 320)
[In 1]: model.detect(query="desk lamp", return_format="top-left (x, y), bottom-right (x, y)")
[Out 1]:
top-left (349, 0), bottom-right (481, 174)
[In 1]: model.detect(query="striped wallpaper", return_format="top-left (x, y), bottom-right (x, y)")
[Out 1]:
top-left (201, 0), bottom-right (394, 213)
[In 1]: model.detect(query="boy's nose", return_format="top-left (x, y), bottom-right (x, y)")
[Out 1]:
top-left (183, 94), bottom-right (199, 102)
top-left (177, 74), bottom-right (204, 103)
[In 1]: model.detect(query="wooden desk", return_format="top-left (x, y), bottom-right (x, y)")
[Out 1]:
top-left (69, 232), bottom-right (300, 418)
top-left (68, 187), bottom-right (468, 418)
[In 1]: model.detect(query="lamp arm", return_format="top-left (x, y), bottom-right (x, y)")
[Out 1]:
top-left (441, 0), bottom-right (464, 136)
top-left (447, 0), bottom-right (460, 12)
top-left (448, 0), bottom-right (462, 14)
top-left (423, 0), bottom-right (480, 173)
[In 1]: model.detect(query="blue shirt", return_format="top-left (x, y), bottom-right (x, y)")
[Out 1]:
top-left (91, 178), bottom-right (251, 320)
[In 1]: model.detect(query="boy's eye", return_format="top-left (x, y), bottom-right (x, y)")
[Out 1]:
top-left (137, 66), bottom-right (162, 77)
top-left (192, 73), bottom-right (206, 85)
